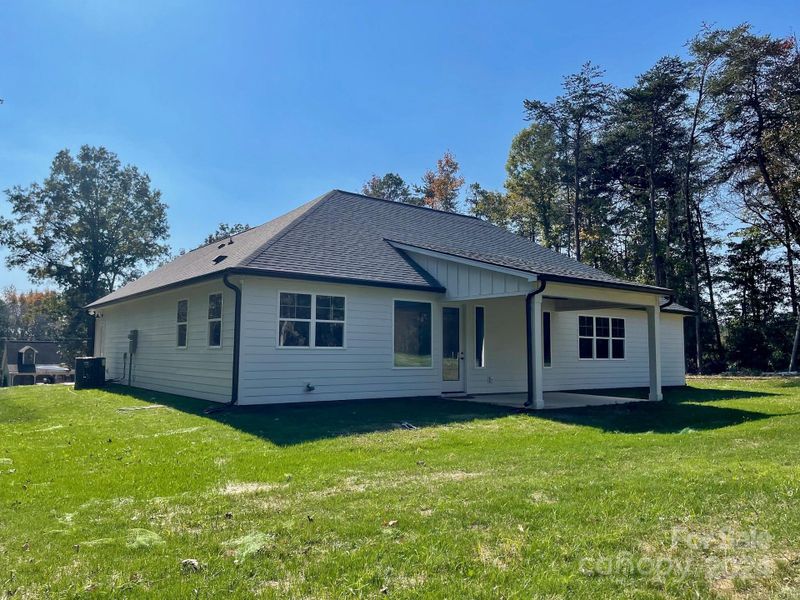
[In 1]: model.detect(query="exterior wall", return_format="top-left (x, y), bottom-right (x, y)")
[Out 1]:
top-left (237, 276), bottom-right (444, 405)
top-left (660, 313), bottom-right (687, 386)
top-left (92, 273), bottom-right (687, 405)
top-left (94, 279), bottom-right (235, 402)
top-left (460, 298), bottom-right (686, 395)
top-left (406, 250), bottom-right (532, 300)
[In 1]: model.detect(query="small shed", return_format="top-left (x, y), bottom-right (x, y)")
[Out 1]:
top-left (1, 340), bottom-right (74, 387)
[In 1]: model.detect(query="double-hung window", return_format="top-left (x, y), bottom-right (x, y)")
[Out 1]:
top-left (177, 299), bottom-right (188, 348)
top-left (279, 292), bottom-right (345, 348)
top-left (578, 315), bottom-right (625, 360)
top-left (208, 293), bottom-right (223, 347)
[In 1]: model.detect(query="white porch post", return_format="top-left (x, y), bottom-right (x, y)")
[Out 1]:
top-left (646, 304), bottom-right (663, 401)
top-left (530, 292), bottom-right (544, 409)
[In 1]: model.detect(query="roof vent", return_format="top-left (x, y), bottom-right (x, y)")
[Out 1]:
top-left (212, 255), bottom-right (228, 264)
top-left (217, 243), bottom-right (226, 249)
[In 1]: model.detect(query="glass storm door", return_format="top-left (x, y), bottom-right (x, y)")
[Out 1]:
top-left (442, 306), bottom-right (464, 393)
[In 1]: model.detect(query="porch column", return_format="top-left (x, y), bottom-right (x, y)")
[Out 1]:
top-left (530, 292), bottom-right (545, 409)
top-left (646, 304), bottom-right (663, 401)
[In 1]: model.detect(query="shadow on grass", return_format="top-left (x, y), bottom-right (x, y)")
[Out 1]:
top-left (104, 383), bottom-right (790, 442)
top-left (105, 384), bottom-right (514, 446)
top-left (536, 385), bottom-right (785, 433)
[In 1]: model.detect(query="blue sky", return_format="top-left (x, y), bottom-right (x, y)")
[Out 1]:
top-left (1, 0), bottom-right (797, 289)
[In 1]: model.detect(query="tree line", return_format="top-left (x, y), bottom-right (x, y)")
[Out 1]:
top-left (362, 24), bottom-right (800, 374)
top-left (0, 23), bottom-right (797, 373)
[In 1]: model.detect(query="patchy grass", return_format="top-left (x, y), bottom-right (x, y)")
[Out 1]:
top-left (1, 379), bottom-right (800, 598)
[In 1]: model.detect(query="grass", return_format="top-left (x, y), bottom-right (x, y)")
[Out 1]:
top-left (1, 379), bottom-right (800, 598)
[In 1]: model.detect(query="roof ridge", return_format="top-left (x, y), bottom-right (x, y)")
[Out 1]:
top-left (237, 190), bottom-right (338, 268)
top-left (334, 189), bottom-right (482, 220)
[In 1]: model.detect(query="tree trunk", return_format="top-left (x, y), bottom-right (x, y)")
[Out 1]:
top-left (682, 66), bottom-right (708, 372)
top-left (573, 125), bottom-right (582, 263)
top-left (695, 202), bottom-right (724, 358)
top-left (790, 317), bottom-right (800, 372)
top-left (648, 170), bottom-right (661, 287)
top-left (785, 227), bottom-right (798, 317)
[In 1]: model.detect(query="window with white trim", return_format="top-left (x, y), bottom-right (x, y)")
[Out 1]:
top-left (315, 295), bottom-right (345, 347)
top-left (208, 293), bottom-right (223, 347)
top-left (475, 306), bottom-right (485, 368)
top-left (393, 300), bottom-right (432, 367)
top-left (177, 299), bottom-right (188, 348)
top-left (543, 311), bottom-right (552, 367)
top-left (578, 315), bottom-right (625, 359)
top-left (278, 292), bottom-right (345, 347)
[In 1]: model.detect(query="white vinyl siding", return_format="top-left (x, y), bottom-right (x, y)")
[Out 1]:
top-left (94, 280), bottom-right (234, 402)
top-left (463, 298), bottom-right (686, 394)
top-left (238, 277), bottom-right (442, 404)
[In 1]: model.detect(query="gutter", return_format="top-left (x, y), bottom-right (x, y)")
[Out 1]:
top-left (524, 280), bottom-right (547, 408)
top-left (660, 295), bottom-right (675, 311)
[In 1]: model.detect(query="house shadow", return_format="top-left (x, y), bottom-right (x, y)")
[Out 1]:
top-left (104, 383), bottom-right (789, 443)
top-left (534, 385), bottom-right (784, 434)
top-left (105, 385), bottom-right (515, 446)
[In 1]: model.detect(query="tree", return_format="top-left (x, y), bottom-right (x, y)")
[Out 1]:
top-left (415, 151), bottom-right (465, 212)
top-left (202, 223), bottom-right (251, 247)
top-left (610, 57), bottom-right (689, 288)
top-left (701, 26), bottom-right (800, 369)
top-left (0, 287), bottom-right (68, 340)
top-left (504, 123), bottom-right (568, 249)
top-left (0, 145), bottom-right (169, 337)
top-left (362, 173), bottom-right (412, 204)
top-left (466, 183), bottom-right (509, 229)
top-left (524, 62), bottom-right (615, 261)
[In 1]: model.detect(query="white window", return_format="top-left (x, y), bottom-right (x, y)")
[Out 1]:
top-left (176, 299), bottom-right (188, 348)
top-left (208, 293), bottom-right (223, 347)
top-left (394, 300), bottom-right (432, 367)
top-left (315, 295), bottom-right (345, 347)
top-left (543, 311), bottom-right (552, 367)
top-left (475, 306), bottom-right (485, 368)
top-left (278, 292), bottom-right (345, 348)
top-left (578, 315), bottom-right (625, 360)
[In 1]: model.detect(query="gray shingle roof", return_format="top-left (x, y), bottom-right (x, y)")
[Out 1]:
top-left (88, 189), bottom-right (672, 308)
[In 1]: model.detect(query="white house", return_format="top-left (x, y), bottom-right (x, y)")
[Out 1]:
top-left (88, 190), bottom-right (692, 409)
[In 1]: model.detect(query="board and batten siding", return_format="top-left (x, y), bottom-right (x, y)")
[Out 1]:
top-left (405, 250), bottom-right (531, 300)
top-left (94, 279), bottom-right (235, 402)
top-left (461, 298), bottom-right (686, 395)
top-left (237, 276), bottom-right (444, 405)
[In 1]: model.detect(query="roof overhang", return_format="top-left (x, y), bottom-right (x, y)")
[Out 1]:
top-left (86, 267), bottom-right (446, 310)
top-left (387, 240), bottom-right (673, 297)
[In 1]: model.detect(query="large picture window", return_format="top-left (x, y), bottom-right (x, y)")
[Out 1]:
top-left (177, 299), bottom-right (188, 348)
top-left (578, 315), bottom-right (625, 360)
top-left (208, 293), bottom-right (223, 347)
top-left (279, 292), bottom-right (345, 348)
top-left (394, 300), bottom-right (432, 367)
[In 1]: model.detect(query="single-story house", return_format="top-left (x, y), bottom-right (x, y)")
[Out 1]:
top-left (87, 190), bottom-right (692, 408)
top-left (1, 340), bottom-right (73, 387)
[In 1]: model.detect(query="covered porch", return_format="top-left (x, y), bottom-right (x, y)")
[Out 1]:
top-left (398, 242), bottom-right (671, 410)
top-left (453, 391), bottom-right (652, 410)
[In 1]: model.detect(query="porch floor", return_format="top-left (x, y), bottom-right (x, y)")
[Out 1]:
top-left (451, 392), bottom-right (652, 410)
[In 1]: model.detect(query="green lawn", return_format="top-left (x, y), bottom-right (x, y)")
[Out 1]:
top-left (1, 379), bottom-right (800, 598)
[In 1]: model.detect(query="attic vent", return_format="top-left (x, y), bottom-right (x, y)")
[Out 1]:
top-left (217, 243), bottom-right (226, 249)
top-left (212, 255), bottom-right (228, 264)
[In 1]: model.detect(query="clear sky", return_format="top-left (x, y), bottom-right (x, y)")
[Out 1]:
top-left (1, 0), bottom-right (797, 289)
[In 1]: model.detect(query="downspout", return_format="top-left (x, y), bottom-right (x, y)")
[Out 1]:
top-left (524, 280), bottom-right (547, 408)
top-left (222, 272), bottom-right (242, 406)
top-left (660, 295), bottom-right (675, 311)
